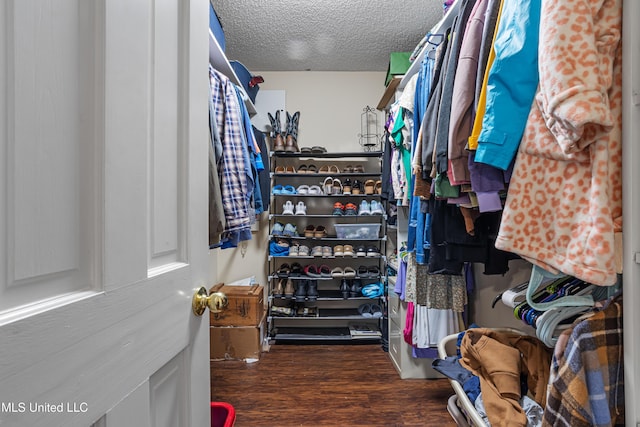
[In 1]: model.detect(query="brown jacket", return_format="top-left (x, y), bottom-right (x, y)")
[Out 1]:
top-left (458, 328), bottom-right (552, 427)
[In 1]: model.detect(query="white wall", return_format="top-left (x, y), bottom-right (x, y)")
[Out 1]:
top-left (214, 71), bottom-right (387, 288)
top-left (256, 71), bottom-right (387, 152)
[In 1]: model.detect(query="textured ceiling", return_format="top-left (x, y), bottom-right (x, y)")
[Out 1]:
top-left (212, 0), bottom-right (446, 72)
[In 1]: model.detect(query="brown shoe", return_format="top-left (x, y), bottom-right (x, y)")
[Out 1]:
top-left (274, 134), bottom-right (286, 152)
top-left (274, 279), bottom-right (285, 298)
top-left (284, 111), bottom-right (300, 152)
top-left (268, 111), bottom-right (286, 152)
top-left (285, 134), bottom-right (299, 152)
top-left (284, 279), bottom-right (295, 298)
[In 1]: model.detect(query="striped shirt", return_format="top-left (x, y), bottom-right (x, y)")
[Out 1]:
top-left (544, 298), bottom-right (624, 427)
top-left (209, 66), bottom-right (252, 233)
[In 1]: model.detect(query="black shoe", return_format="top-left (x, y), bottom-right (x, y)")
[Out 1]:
top-left (350, 279), bottom-right (363, 298)
top-left (290, 262), bottom-right (303, 276)
top-left (295, 280), bottom-right (308, 303)
top-left (340, 279), bottom-right (350, 299)
top-left (307, 280), bottom-right (319, 302)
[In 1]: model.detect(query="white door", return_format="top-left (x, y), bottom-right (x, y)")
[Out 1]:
top-left (0, 0), bottom-right (212, 426)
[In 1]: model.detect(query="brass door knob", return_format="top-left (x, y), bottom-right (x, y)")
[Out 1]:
top-left (192, 286), bottom-right (228, 316)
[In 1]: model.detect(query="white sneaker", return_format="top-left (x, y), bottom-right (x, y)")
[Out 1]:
top-left (282, 200), bottom-right (294, 215)
top-left (369, 200), bottom-right (384, 215)
top-left (358, 200), bottom-right (371, 215)
top-left (294, 201), bottom-right (307, 215)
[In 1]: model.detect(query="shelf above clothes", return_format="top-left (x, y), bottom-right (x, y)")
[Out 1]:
top-left (208, 29), bottom-right (256, 116)
top-left (377, 76), bottom-right (403, 110)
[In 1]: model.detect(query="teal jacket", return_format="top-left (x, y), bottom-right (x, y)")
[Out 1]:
top-left (475, 0), bottom-right (541, 170)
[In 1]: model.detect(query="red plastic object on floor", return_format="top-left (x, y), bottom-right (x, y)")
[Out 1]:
top-left (211, 402), bottom-right (235, 427)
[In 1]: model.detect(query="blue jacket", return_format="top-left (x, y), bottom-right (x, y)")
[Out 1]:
top-left (475, 0), bottom-right (541, 170)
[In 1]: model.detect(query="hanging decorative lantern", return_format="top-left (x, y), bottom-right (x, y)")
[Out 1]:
top-left (359, 106), bottom-right (380, 152)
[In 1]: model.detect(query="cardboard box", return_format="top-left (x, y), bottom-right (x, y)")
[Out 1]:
top-left (210, 313), bottom-right (266, 361)
top-left (209, 283), bottom-right (264, 327)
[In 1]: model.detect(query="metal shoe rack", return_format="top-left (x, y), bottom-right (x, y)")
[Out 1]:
top-left (267, 150), bottom-right (387, 342)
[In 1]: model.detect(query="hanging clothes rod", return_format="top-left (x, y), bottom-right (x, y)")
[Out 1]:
top-left (399, 0), bottom-right (461, 89)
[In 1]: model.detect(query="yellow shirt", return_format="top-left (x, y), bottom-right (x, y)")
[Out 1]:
top-left (467, 0), bottom-right (505, 150)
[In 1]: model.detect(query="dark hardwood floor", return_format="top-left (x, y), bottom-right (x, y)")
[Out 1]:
top-left (211, 343), bottom-right (458, 427)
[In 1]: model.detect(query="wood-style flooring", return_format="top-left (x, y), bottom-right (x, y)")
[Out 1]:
top-left (210, 343), bottom-right (458, 427)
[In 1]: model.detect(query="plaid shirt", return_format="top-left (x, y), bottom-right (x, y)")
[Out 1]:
top-left (209, 66), bottom-right (251, 233)
top-left (544, 298), bottom-right (624, 427)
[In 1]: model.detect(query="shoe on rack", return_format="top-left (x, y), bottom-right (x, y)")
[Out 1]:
top-left (294, 280), bottom-right (307, 302)
top-left (322, 177), bottom-right (334, 195)
top-left (318, 264), bottom-right (332, 277)
top-left (277, 263), bottom-right (291, 277)
top-left (281, 185), bottom-right (297, 194)
top-left (308, 185), bottom-right (323, 195)
top-left (289, 244), bottom-right (300, 256)
top-left (343, 266), bottom-right (357, 278)
top-left (272, 222), bottom-right (285, 236)
top-left (290, 262), bottom-right (303, 276)
top-left (311, 246), bottom-right (323, 257)
top-left (304, 225), bottom-right (316, 238)
top-left (284, 111), bottom-right (300, 153)
top-left (370, 303), bottom-right (383, 318)
top-left (284, 279), bottom-right (295, 299)
top-left (357, 265), bottom-right (369, 278)
top-left (369, 200), bottom-right (384, 215)
top-left (304, 264), bottom-right (321, 278)
top-left (364, 179), bottom-right (376, 195)
top-left (343, 178), bottom-right (352, 195)
top-left (307, 280), bottom-right (319, 302)
top-left (283, 223), bottom-right (298, 237)
top-left (344, 203), bottom-right (358, 216)
top-left (331, 267), bottom-right (344, 278)
top-left (274, 278), bottom-right (285, 298)
top-left (340, 279), bottom-right (350, 299)
top-left (333, 244), bottom-right (344, 256)
top-left (332, 178), bottom-right (343, 195)
top-left (355, 245), bottom-right (367, 257)
top-left (322, 246), bottom-right (332, 257)
top-left (374, 180), bottom-right (382, 195)
top-left (297, 245), bottom-right (310, 257)
top-left (332, 202), bottom-right (345, 216)
top-left (366, 245), bottom-right (380, 257)
top-left (343, 244), bottom-right (355, 257)
top-left (275, 238), bottom-right (290, 248)
top-left (358, 303), bottom-right (373, 317)
top-left (282, 200), bottom-right (294, 215)
top-left (349, 279), bottom-right (362, 298)
top-left (352, 180), bottom-right (362, 195)
top-left (358, 200), bottom-right (372, 215)
top-left (268, 111), bottom-right (286, 152)
top-left (314, 225), bottom-right (327, 238)
top-left (294, 201), bottom-right (307, 215)
top-left (367, 265), bottom-right (381, 277)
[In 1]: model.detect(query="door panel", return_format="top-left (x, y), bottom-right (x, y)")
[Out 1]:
top-left (105, 383), bottom-right (150, 427)
top-left (0, 0), bottom-right (211, 426)
top-left (1, 0), bottom-right (99, 312)
top-left (150, 0), bottom-right (183, 270)
top-left (150, 353), bottom-right (188, 427)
